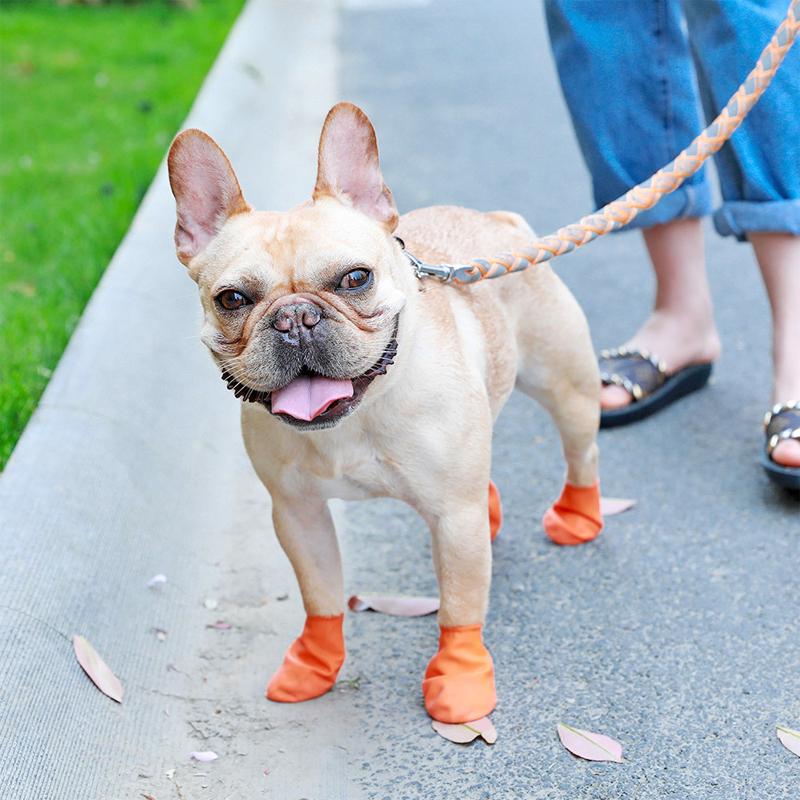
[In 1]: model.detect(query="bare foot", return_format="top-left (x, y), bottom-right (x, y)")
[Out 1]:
top-left (601, 309), bottom-right (721, 410)
top-left (769, 395), bottom-right (800, 469)
top-left (602, 218), bottom-right (720, 411)
top-left (771, 439), bottom-right (800, 468)
top-left (751, 232), bottom-right (800, 469)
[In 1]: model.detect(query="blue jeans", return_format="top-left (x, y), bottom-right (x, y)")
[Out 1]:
top-left (545, 0), bottom-right (800, 240)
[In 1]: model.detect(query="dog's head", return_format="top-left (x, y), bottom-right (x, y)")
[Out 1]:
top-left (167, 103), bottom-right (409, 430)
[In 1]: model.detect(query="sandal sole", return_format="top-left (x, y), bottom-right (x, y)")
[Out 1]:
top-left (760, 454), bottom-right (800, 491)
top-left (600, 363), bottom-right (713, 430)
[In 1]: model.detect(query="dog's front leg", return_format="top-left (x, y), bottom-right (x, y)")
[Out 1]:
top-left (265, 494), bottom-right (345, 703)
top-left (423, 499), bottom-right (496, 723)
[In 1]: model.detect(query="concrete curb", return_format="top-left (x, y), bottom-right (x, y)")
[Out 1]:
top-left (0, 3), bottom-right (349, 797)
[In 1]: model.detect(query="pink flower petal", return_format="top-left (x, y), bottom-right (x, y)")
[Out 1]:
top-left (188, 751), bottom-right (218, 762)
top-left (347, 594), bottom-right (439, 616)
top-left (557, 723), bottom-right (623, 762)
top-left (601, 497), bottom-right (637, 517)
top-left (206, 620), bottom-right (233, 630)
top-left (432, 716), bottom-right (497, 745)
top-left (72, 635), bottom-right (124, 703)
top-left (347, 596), bottom-right (369, 612)
top-left (777, 725), bottom-right (800, 758)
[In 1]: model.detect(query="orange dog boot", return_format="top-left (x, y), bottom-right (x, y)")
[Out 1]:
top-left (266, 614), bottom-right (345, 702)
top-left (488, 480), bottom-right (503, 542)
top-left (542, 481), bottom-right (603, 546)
top-left (422, 624), bottom-right (496, 723)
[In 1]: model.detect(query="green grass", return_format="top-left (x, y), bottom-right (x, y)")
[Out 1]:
top-left (0, 0), bottom-right (244, 469)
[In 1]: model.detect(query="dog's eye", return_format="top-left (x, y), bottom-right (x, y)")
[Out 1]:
top-left (338, 268), bottom-right (372, 290)
top-left (216, 289), bottom-right (252, 311)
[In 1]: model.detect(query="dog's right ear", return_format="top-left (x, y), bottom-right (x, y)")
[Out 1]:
top-left (167, 129), bottom-right (250, 266)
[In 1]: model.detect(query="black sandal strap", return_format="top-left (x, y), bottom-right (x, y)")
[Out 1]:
top-left (763, 400), bottom-right (800, 456)
top-left (598, 347), bottom-right (668, 403)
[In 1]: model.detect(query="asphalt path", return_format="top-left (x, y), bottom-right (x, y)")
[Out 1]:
top-left (2, 1), bottom-right (798, 799)
top-left (340, 2), bottom-right (799, 798)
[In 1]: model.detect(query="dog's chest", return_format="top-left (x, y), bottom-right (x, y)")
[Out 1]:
top-left (304, 431), bottom-right (408, 501)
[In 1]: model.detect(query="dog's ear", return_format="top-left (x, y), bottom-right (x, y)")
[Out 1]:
top-left (167, 129), bottom-right (250, 266)
top-left (313, 103), bottom-right (398, 231)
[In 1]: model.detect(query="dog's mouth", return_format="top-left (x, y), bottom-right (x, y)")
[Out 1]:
top-left (219, 323), bottom-right (399, 430)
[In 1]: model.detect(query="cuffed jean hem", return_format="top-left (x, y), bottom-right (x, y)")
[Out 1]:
top-left (713, 200), bottom-right (800, 242)
top-left (606, 181), bottom-right (714, 233)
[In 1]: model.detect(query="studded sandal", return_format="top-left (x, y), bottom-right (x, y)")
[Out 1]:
top-left (761, 401), bottom-right (800, 490)
top-left (598, 347), bottom-right (714, 429)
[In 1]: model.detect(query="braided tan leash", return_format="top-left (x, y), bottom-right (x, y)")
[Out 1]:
top-left (412, 0), bottom-right (800, 285)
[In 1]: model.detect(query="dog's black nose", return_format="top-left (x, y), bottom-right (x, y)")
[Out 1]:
top-left (272, 302), bottom-right (321, 334)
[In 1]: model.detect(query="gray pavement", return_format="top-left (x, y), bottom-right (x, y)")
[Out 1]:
top-left (2, 1), bottom-right (798, 799)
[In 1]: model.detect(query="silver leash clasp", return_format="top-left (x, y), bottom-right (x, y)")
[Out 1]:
top-left (405, 251), bottom-right (454, 282)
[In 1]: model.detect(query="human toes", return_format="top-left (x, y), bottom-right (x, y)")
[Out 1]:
top-left (771, 439), bottom-right (800, 468)
top-left (600, 384), bottom-right (634, 410)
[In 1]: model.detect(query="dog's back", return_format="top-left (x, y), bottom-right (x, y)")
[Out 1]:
top-left (396, 205), bottom-right (594, 418)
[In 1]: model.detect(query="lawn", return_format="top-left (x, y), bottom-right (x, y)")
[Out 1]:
top-left (0, 0), bottom-right (244, 469)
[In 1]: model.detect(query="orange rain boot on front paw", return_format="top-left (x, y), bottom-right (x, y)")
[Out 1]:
top-left (266, 614), bottom-right (345, 702)
top-left (422, 624), bottom-right (496, 723)
top-left (542, 481), bottom-right (603, 546)
top-left (488, 480), bottom-right (503, 542)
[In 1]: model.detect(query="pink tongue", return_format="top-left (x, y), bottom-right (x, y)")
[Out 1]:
top-left (270, 375), bottom-right (354, 421)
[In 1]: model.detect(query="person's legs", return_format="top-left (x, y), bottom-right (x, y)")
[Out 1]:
top-left (545, 1), bottom-right (718, 409)
top-left (683, 0), bottom-right (800, 468)
top-left (683, 0), bottom-right (800, 241)
top-left (750, 233), bottom-right (800, 467)
top-left (544, 1), bottom-right (714, 226)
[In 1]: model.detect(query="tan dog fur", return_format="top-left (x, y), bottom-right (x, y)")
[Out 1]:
top-left (168, 103), bottom-right (599, 632)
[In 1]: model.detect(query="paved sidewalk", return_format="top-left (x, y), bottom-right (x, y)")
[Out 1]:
top-left (2, 1), bottom-right (798, 799)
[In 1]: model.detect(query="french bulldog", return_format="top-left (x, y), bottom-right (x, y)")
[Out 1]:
top-left (167, 102), bottom-right (603, 724)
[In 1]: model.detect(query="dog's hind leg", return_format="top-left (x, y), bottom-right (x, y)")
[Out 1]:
top-left (535, 380), bottom-right (604, 545)
top-left (264, 494), bottom-right (346, 703)
top-left (514, 276), bottom-right (603, 545)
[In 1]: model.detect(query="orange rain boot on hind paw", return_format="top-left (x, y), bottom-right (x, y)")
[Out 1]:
top-left (488, 480), bottom-right (503, 542)
top-left (266, 614), bottom-right (345, 702)
top-left (542, 481), bottom-right (603, 546)
top-left (422, 624), bottom-right (496, 723)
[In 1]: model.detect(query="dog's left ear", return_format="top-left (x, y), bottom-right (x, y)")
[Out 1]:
top-left (313, 103), bottom-right (398, 231)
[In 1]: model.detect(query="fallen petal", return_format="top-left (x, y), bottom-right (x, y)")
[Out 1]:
top-left (347, 596), bottom-right (370, 612)
top-left (432, 720), bottom-right (479, 744)
top-left (600, 497), bottom-right (637, 517)
top-left (465, 716), bottom-right (498, 744)
top-left (147, 574), bottom-right (167, 588)
top-left (189, 751), bottom-right (218, 762)
top-left (432, 716), bottom-right (497, 745)
top-left (153, 628), bottom-right (168, 642)
top-left (72, 635), bottom-right (124, 703)
top-left (556, 723), bottom-right (623, 763)
top-left (206, 620), bottom-right (233, 630)
top-left (203, 598), bottom-right (219, 610)
top-left (777, 725), bottom-right (800, 758)
top-left (347, 594), bottom-right (439, 616)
